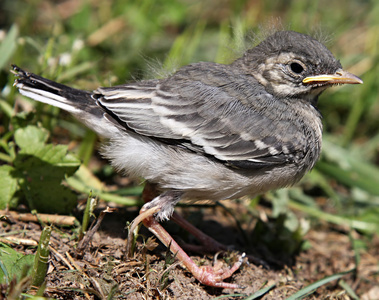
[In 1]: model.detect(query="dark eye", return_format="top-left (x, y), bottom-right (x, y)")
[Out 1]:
top-left (289, 62), bottom-right (305, 74)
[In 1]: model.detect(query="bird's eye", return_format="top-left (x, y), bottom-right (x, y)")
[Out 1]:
top-left (289, 62), bottom-right (305, 74)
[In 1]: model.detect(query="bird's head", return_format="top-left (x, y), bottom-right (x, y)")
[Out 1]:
top-left (239, 31), bottom-right (362, 104)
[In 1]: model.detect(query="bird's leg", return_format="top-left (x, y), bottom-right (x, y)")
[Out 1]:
top-left (128, 191), bottom-right (245, 288)
top-left (140, 182), bottom-right (230, 254)
top-left (170, 211), bottom-right (228, 253)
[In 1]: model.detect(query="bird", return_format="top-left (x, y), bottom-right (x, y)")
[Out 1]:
top-left (12, 30), bottom-right (362, 289)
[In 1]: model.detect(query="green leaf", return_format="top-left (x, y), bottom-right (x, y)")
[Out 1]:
top-left (0, 165), bottom-right (19, 209)
top-left (11, 254), bottom-right (35, 281)
top-left (14, 125), bottom-right (49, 153)
top-left (11, 124), bottom-right (81, 213)
top-left (14, 150), bottom-right (80, 214)
top-left (0, 243), bottom-right (34, 284)
top-left (1, 121), bottom-right (82, 214)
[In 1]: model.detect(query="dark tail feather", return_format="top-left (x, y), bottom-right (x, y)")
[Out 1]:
top-left (12, 65), bottom-right (94, 113)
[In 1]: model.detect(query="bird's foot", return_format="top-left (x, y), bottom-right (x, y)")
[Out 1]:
top-left (190, 253), bottom-right (246, 289)
top-left (126, 194), bottom-right (246, 288)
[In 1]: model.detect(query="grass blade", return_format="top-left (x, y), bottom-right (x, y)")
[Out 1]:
top-left (0, 24), bottom-right (19, 69)
top-left (285, 269), bottom-right (355, 300)
top-left (243, 283), bottom-right (276, 300)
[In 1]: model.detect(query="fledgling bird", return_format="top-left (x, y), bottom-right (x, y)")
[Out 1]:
top-left (13, 31), bottom-right (362, 289)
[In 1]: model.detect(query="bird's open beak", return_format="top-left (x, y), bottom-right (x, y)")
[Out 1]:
top-left (303, 69), bottom-right (363, 85)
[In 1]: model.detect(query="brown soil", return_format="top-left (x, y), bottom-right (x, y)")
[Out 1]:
top-left (1, 200), bottom-right (378, 299)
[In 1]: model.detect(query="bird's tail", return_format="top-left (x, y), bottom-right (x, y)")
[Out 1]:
top-left (11, 65), bottom-right (119, 137)
top-left (12, 65), bottom-right (94, 114)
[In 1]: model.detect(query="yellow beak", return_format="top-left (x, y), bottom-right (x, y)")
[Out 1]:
top-left (303, 69), bottom-right (363, 85)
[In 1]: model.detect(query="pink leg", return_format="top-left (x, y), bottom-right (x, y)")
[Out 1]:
top-left (125, 184), bottom-right (245, 288)
top-left (140, 183), bottom-right (228, 253)
top-left (141, 205), bottom-right (245, 288)
top-left (171, 211), bottom-right (267, 268)
top-left (171, 211), bottom-right (228, 253)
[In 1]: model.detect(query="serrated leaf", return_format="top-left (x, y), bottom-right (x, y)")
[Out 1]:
top-left (14, 152), bottom-right (80, 214)
top-left (14, 125), bottom-right (49, 153)
top-left (10, 122), bottom-right (81, 213)
top-left (0, 165), bottom-right (19, 208)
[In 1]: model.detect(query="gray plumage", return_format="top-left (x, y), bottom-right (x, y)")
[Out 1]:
top-left (13, 31), bottom-right (361, 221)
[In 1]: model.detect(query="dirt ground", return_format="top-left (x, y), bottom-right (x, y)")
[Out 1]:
top-left (1, 199), bottom-right (379, 300)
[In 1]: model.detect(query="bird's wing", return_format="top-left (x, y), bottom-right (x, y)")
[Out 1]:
top-left (95, 63), bottom-right (307, 169)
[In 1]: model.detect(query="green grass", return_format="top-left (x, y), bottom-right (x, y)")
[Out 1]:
top-left (0, 0), bottom-right (378, 298)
